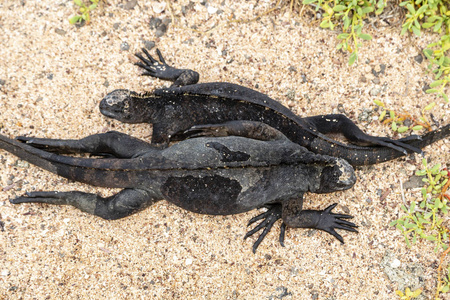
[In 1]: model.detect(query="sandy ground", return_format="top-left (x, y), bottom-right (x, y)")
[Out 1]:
top-left (0, 0), bottom-right (449, 299)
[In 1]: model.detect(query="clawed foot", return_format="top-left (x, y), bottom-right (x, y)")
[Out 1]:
top-left (16, 136), bottom-right (69, 153)
top-left (183, 124), bottom-right (229, 139)
top-left (244, 204), bottom-right (285, 253)
top-left (135, 48), bottom-right (199, 86)
top-left (10, 191), bottom-right (66, 205)
top-left (375, 136), bottom-right (423, 156)
top-left (315, 203), bottom-right (358, 243)
top-left (135, 48), bottom-right (175, 79)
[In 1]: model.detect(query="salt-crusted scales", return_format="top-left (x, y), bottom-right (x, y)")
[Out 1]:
top-left (0, 0), bottom-right (449, 299)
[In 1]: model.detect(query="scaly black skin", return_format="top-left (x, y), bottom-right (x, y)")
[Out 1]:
top-left (99, 49), bottom-right (450, 166)
top-left (3, 121), bottom-right (357, 253)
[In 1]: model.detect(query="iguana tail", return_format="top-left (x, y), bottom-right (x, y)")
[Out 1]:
top-left (0, 134), bottom-right (132, 188)
top-left (311, 124), bottom-right (450, 166)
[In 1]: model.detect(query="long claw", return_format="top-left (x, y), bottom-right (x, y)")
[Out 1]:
top-left (247, 210), bottom-right (270, 226)
top-left (156, 48), bottom-right (166, 64)
top-left (279, 223), bottom-right (286, 247)
top-left (141, 48), bottom-right (157, 64)
top-left (244, 204), bottom-right (283, 253)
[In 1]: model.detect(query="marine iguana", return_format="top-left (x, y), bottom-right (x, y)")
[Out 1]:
top-left (3, 121), bottom-right (358, 252)
top-left (98, 49), bottom-right (450, 166)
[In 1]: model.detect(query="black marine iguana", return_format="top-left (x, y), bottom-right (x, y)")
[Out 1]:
top-left (99, 49), bottom-right (450, 166)
top-left (3, 121), bottom-right (358, 252)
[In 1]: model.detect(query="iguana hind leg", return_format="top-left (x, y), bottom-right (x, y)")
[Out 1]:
top-left (135, 48), bottom-right (199, 87)
top-left (17, 131), bottom-right (155, 158)
top-left (11, 188), bottom-right (161, 220)
top-left (183, 120), bottom-right (289, 142)
top-left (244, 203), bottom-right (285, 253)
top-left (282, 198), bottom-right (358, 244)
top-left (304, 114), bottom-right (422, 154)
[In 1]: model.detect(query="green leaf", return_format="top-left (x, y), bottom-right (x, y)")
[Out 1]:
top-left (416, 5), bottom-right (428, 16)
top-left (423, 49), bottom-right (433, 58)
top-left (442, 93), bottom-right (449, 102)
top-left (426, 88), bottom-right (439, 93)
top-left (389, 110), bottom-right (395, 119)
top-left (69, 15), bottom-right (82, 24)
top-left (429, 80), bottom-right (443, 88)
top-left (412, 25), bottom-right (421, 36)
top-left (373, 100), bottom-right (384, 106)
top-left (74, 0), bottom-right (84, 6)
top-left (410, 201), bottom-right (416, 213)
top-left (415, 169), bottom-right (426, 176)
top-left (333, 5), bottom-right (347, 11)
top-left (433, 21), bottom-right (442, 32)
top-left (424, 212), bottom-right (433, 219)
top-left (431, 163), bottom-right (441, 173)
top-left (424, 102), bottom-right (436, 110)
top-left (375, 7), bottom-right (384, 14)
top-left (303, 0), bottom-right (317, 4)
top-left (379, 109), bottom-right (386, 121)
top-left (320, 20), bottom-right (331, 28)
top-left (426, 235), bottom-right (437, 241)
top-left (392, 121), bottom-right (398, 131)
top-left (361, 6), bottom-right (374, 14)
top-left (406, 3), bottom-right (416, 14)
top-left (348, 52), bottom-right (357, 66)
top-left (337, 33), bottom-right (350, 39)
top-left (422, 22), bottom-right (434, 29)
top-left (427, 16), bottom-right (441, 23)
top-left (89, 3), bottom-right (98, 10)
top-left (397, 126), bottom-right (409, 133)
top-left (343, 16), bottom-right (351, 30)
top-left (358, 33), bottom-right (372, 41)
top-left (401, 26), bottom-right (408, 35)
top-left (357, 6), bottom-right (362, 16)
top-left (412, 125), bottom-right (423, 131)
top-left (405, 222), bottom-right (416, 229)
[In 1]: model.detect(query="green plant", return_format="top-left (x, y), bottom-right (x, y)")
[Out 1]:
top-left (302, 0), bottom-right (383, 65)
top-left (390, 159), bottom-right (449, 251)
top-left (391, 159), bottom-right (450, 297)
top-left (373, 100), bottom-right (436, 133)
top-left (297, 0), bottom-right (450, 100)
top-left (395, 287), bottom-right (423, 300)
top-left (69, 0), bottom-right (101, 25)
top-left (399, 0), bottom-right (450, 102)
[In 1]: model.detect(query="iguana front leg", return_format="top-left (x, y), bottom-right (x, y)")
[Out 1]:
top-left (244, 197), bottom-right (357, 252)
top-left (282, 198), bottom-right (358, 244)
top-left (135, 48), bottom-right (200, 87)
top-left (16, 131), bottom-right (155, 158)
top-left (11, 188), bottom-right (161, 220)
top-left (304, 114), bottom-right (422, 154)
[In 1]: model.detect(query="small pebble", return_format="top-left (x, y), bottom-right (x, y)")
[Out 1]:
top-left (123, 0), bottom-right (137, 10)
top-left (143, 40), bottom-right (155, 50)
top-left (414, 54), bottom-right (423, 64)
top-left (149, 17), bottom-right (162, 30)
top-left (120, 42), bottom-right (130, 51)
top-left (55, 28), bottom-right (66, 36)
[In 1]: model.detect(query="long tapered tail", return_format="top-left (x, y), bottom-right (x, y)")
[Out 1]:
top-left (0, 134), bottom-right (133, 188)
top-left (309, 124), bottom-right (450, 166)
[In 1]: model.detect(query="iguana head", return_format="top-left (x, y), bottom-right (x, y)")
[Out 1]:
top-left (99, 89), bottom-right (154, 123)
top-left (314, 158), bottom-right (356, 193)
